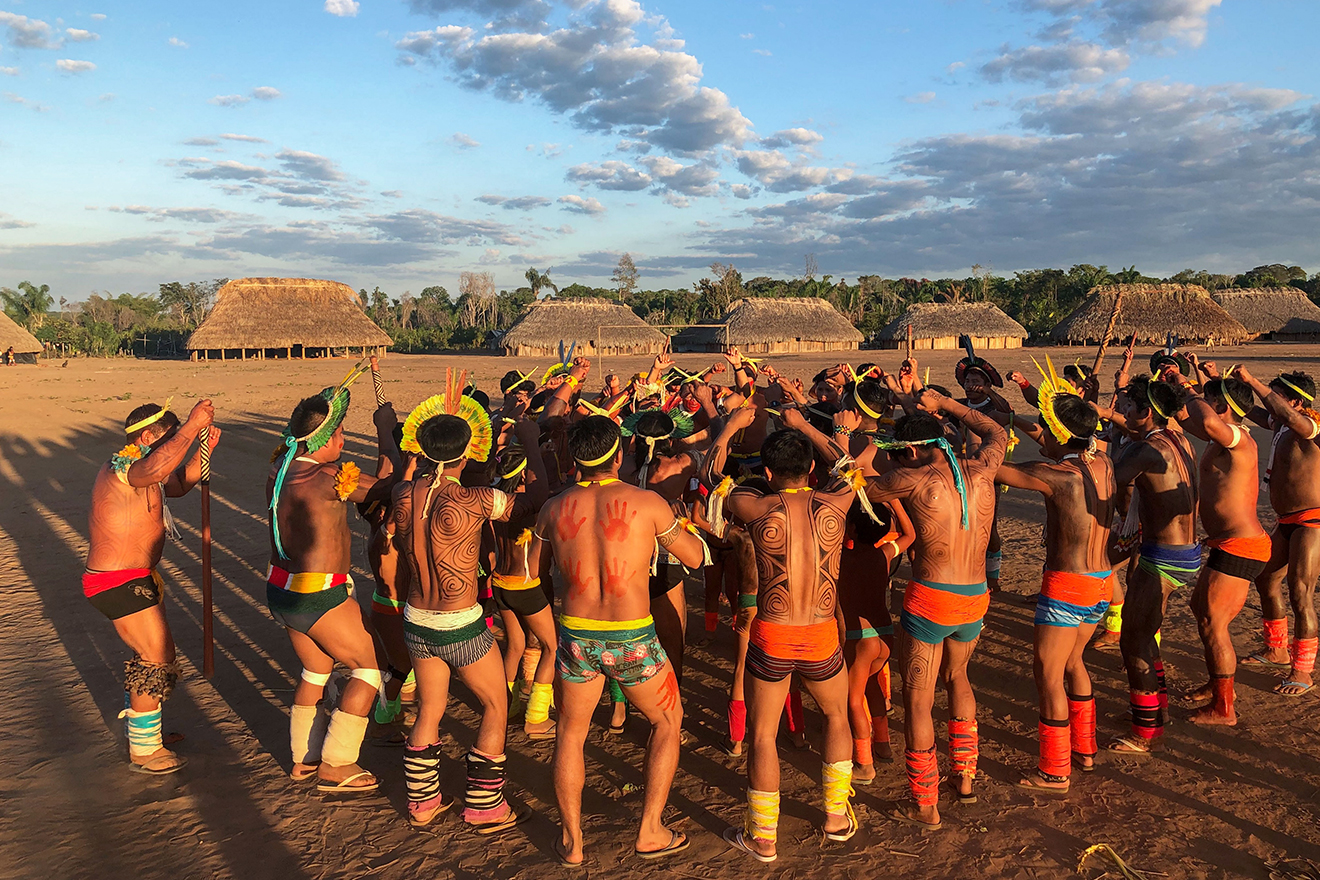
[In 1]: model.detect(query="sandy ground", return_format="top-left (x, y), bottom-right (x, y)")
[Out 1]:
top-left (4, 344), bottom-right (1320, 880)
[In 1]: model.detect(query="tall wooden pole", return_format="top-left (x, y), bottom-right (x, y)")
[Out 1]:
top-left (1091, 287), bottom-right (1126, 374)
top-left (371, 356), bottom-right (386, 406)
top-left (199, 428), bottom-right (214, 679)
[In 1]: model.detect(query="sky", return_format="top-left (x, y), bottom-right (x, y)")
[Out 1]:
top-left (1, 0), bottom-right (1318, 301)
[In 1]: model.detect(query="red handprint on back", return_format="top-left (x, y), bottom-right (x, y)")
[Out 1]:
top-left (556, 498), bottom-right (588, 543)
top-left (602, 558), bottom-right (632, 597)
top-left (599, 499), bottom-right (637, 542)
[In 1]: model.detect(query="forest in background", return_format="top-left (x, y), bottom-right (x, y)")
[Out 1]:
top-left (4, 258), bottom-right (1318, 357)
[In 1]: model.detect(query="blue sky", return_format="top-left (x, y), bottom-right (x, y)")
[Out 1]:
top-left (1, 0), bottom-right (1318, 301)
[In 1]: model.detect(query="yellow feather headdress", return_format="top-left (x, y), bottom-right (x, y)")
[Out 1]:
top-left (1032, 355), bottom-right (1082, 445)
top-left (400, 368), bottom-right (493, 463)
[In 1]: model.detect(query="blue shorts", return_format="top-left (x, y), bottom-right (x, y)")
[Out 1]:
top-left (1035, 595), bottom-right (1109, 628)
top-left (899, 612), bottom-right (984, 644)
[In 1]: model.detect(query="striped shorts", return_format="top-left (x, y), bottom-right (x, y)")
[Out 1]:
top-left (404, 603), bottom-right (494, 668)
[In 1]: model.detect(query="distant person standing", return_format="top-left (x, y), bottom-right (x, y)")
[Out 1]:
top-left (4, 346), bottom-right (15, 365)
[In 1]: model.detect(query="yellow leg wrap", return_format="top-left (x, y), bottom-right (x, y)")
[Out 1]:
top-left (745, 787), bottom-right (780, 844)
top-left (822, 760), bottom-right (853, 817)
top-left (525, 681), bottom-right (554, 725)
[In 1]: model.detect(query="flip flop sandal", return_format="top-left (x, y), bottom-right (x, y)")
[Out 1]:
top-left (1016, 774), bottom-right (1071, 795)
top-left (637, 829), bottom-right (690, 860)
top-left (824, 802), bottom-right (859, 842)
top-left (1241, 652), bottom-right (1290, 669)
top-left (471, 806), bottom-right (530, 836)
top-left (1072, 752), bottom-right (1097, 773)
top-left (317, 771), bottom-right (380, 794)
top-left (290, 763), bottom-right (321, 782)
top-left (408, 797), bottom-right (453, 828)
top-left (554, 840), bottom-right (585, 869)
top-left (525, 723), bottom-right (557, 741)
top-left (887, 807), bottom-right (941, 831)
top-left (723, 827), bottom-right (776, 863)
top-left (131, 753), bottom-right (187, 776)
top-left (1274, 680), bottom-right (1316, 697)
top-left (1105, 736), bottom-right (1155, 758)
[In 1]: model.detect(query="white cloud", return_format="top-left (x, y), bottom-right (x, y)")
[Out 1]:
top-left (982, 40), bottom-right (1129, 85)
top-left (0, 67), bottom-right (18, 77)
top-left (731, 148), bottom-right (849, 192)
top-left (66, 28), bottom-right (99, 42)
top-left (752, 48), bottom-right (771, 56)
top-left (184, 137), bottom-right (219, 146)
top-left (2, 92), bottom-right (48, 111)
top-left (90, 14), bottom-right (107, 21)
top-left (476, 194), bottom-right (552, 210)
top-left (169, 37), bottom-right (189, 48)
top-left (0, 212), bottom-right (34, 229)
top-left (638, 155), bottom-right (720, 196)
top-left (558, 194), bottom-right (606, 215)
top-left (397, 1), bottom-right (753, 155)
top-left (946, 61), bottom-right (966, 74)
top-left (566, 160), bottom-right (651, 191)
top-left (450, 132), bottom-right (480, 148)
top-left (210, 94), bottom-right (249, 106)
top-left (219, 133), bottom-right (268, 143)
top-left (0, 12), bottom-right (61, 49)
top-left (760, 128), bottom-right (824, 149)
top-left (56, 59), bottom-right (96, 73)
top-left (905, 91), bottom-right (938, 104)
top-left (251, 86), bottom-right (282, 100)
top-left (325, 0), bottom-right (361, 16)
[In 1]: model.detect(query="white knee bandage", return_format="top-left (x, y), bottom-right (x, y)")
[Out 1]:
top-left (351, 667), bottom-right (385, 703)
top-left (301, 669), bottom-right (332, 686)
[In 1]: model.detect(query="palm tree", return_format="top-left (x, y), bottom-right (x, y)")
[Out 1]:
top-left (1, 281), bottom-right (54, 330)
top-left (525, 268), bottom-right (558, 299)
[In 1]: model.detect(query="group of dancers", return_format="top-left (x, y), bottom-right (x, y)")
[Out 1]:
top-left (82, 336), bottom-right (1320, 864)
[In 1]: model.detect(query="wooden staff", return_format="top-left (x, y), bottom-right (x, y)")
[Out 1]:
top-left (370, 356), bottom-right (386, 406)
top-left (199, 427), bottom-right (214, 679)
top-left (1091, 287), bottom-right (1126, 374)
top-left (905, 322), bottom-right (913, 360)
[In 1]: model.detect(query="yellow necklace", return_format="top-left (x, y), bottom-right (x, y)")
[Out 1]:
top-left (576, 477), bottom-right (620, 487)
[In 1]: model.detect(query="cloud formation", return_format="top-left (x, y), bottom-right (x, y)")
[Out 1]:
top-left (56, 59), bottom-right (96, 73)
top-left (450, 132), bottom-right (481, 148)
top-left (324, 0), bottom-right (361, 17)
top-left (476, 194), bottom-right (553, 210)
top-left (0, 12), bottom-right (60, 50)
top-left (558, 194), bottom-right (606, 215)
top-left (66, 28), bottom-right (99, 42)
top-left (397, 0), bottom-right (753, 155)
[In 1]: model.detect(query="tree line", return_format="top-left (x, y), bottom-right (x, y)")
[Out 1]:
top-left (4, 261), bottom-right (1317, 357)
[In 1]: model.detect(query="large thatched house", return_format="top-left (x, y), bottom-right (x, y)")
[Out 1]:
top-left (1050, 284), bottom-right (1249, 345)
top-left (1211, 288), bottom-right (1320, 342)
top-left (500, 297), bottom-right (667, 357)
top-left (876, 302), bottom-right (1026, 351)
top-left (672, 297), bottom-right (862, 354)
top-left (187, 278), bottom-right (391, 361)
top-left (0, 311), bottom-right (42, 364)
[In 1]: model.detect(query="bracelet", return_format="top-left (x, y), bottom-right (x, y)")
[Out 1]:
top-left (834, 426), bottom-right (853, 437)
top-left (564, 375), bottom-right (580, 389)
top-left (1016, 378), bottom-right (1031, 390)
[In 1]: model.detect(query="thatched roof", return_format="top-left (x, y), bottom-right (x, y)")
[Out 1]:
top-left (501, 297), bottom-right (666, 353)
top-left (712, 297), bottom-right (863, 345)
top-left (1211, 288), bottom-right (1320, 337)
top-left (878, 302), bottom-right (1027, 341)
top-left (0, 310), bottom-right (42, 354)
top-left (1050, 284), bottom-right (1249, 344)
top-left (187, 278), bottom-right (391, 351)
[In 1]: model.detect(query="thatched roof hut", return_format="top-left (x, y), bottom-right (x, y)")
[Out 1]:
top-left (187, 278), bottom-right (391, 361)
top-left (1211, 288), bottom-right (1320, 341)
top-left (876, 302), bottom-right (1027, 351)
top-left (501, 297), bottom-right (667, 357)
top-left (672, 297), bottom-right (862, 354)
top-left (0, 311), bottom-right (42, 364)
top-left (1050, 284), bottom-right (1249, 345)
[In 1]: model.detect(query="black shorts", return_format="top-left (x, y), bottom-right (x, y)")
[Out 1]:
top-left (649, 564), bottom-right (674, 600)
top-left (1205, 548), bottom-right (1268, 582)
top-left (267, 583), bottom-right (350, 634)
top-left (88, 574), bottom-right (161, 620)
top-left (494, 583), bottom-right (550, 617)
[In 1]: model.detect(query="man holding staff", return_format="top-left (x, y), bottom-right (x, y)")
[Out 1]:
top-left (266, 365), bottom-right (399, 793)
top-left (85, 398), bottom-right (218, 774)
